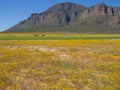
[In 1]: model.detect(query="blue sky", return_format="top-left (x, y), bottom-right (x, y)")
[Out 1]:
top-left (0, 0), bottom-right (120, 31)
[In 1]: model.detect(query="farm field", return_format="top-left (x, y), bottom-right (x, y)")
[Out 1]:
top-left (0, 34), bottom-right (120, 90)
top-left (0, 33), bottom-right (120, 40)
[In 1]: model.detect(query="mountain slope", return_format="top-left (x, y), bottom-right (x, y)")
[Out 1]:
top-left (5, 2), bottom-right (120, 33)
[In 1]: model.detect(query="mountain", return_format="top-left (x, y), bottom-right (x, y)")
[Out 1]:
top-left (5, 2), bottom-right (120, 33)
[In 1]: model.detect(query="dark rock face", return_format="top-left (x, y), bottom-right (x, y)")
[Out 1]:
top-left (5, 2), bottom-right (120, 33)
top-left (115, 15), bottom-right (120, 24)
top-left (41, 2), bottom-right (87, 24)
top-left (107, 7), bottom-right (114, 15)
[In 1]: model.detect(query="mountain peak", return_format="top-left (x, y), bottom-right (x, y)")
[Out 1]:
top-left (97, 2), bottom-right (107, 6)
top-left (95, 2), bottom-right (107, 9)
top-left (60, 2), bottom-right (78, 5)
top-left (87, 2), bottom-right (108, 15)
top-left (48, 2), bottom-right (87, 11)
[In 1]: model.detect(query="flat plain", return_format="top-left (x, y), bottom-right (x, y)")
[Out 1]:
top-left (0, 33), bottom-right (120, 90)
top-left (0, 33), bottom-right (120, 40)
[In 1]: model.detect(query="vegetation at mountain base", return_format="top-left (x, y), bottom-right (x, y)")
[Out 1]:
top-left (0, 33), bottom-right (120, 40)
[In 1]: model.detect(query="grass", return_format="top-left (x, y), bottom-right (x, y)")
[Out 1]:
top-left (0, 33), bottom-right (120, 89)
top-left (0, 33), bottom-right (120, 40)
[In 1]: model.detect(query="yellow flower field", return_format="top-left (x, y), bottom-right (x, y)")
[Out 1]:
top-left (0, 40), bottom-right (120, 90)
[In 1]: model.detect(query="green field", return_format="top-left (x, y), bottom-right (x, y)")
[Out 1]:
top-left (0, 33), bottom-right (120, 40)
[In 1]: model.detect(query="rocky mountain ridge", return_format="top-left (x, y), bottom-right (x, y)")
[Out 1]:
top-left (5, 2), bottom-right (120, 33)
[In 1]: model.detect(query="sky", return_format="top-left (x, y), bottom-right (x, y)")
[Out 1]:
top-left (0, 0), bottom-right (120, 31)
